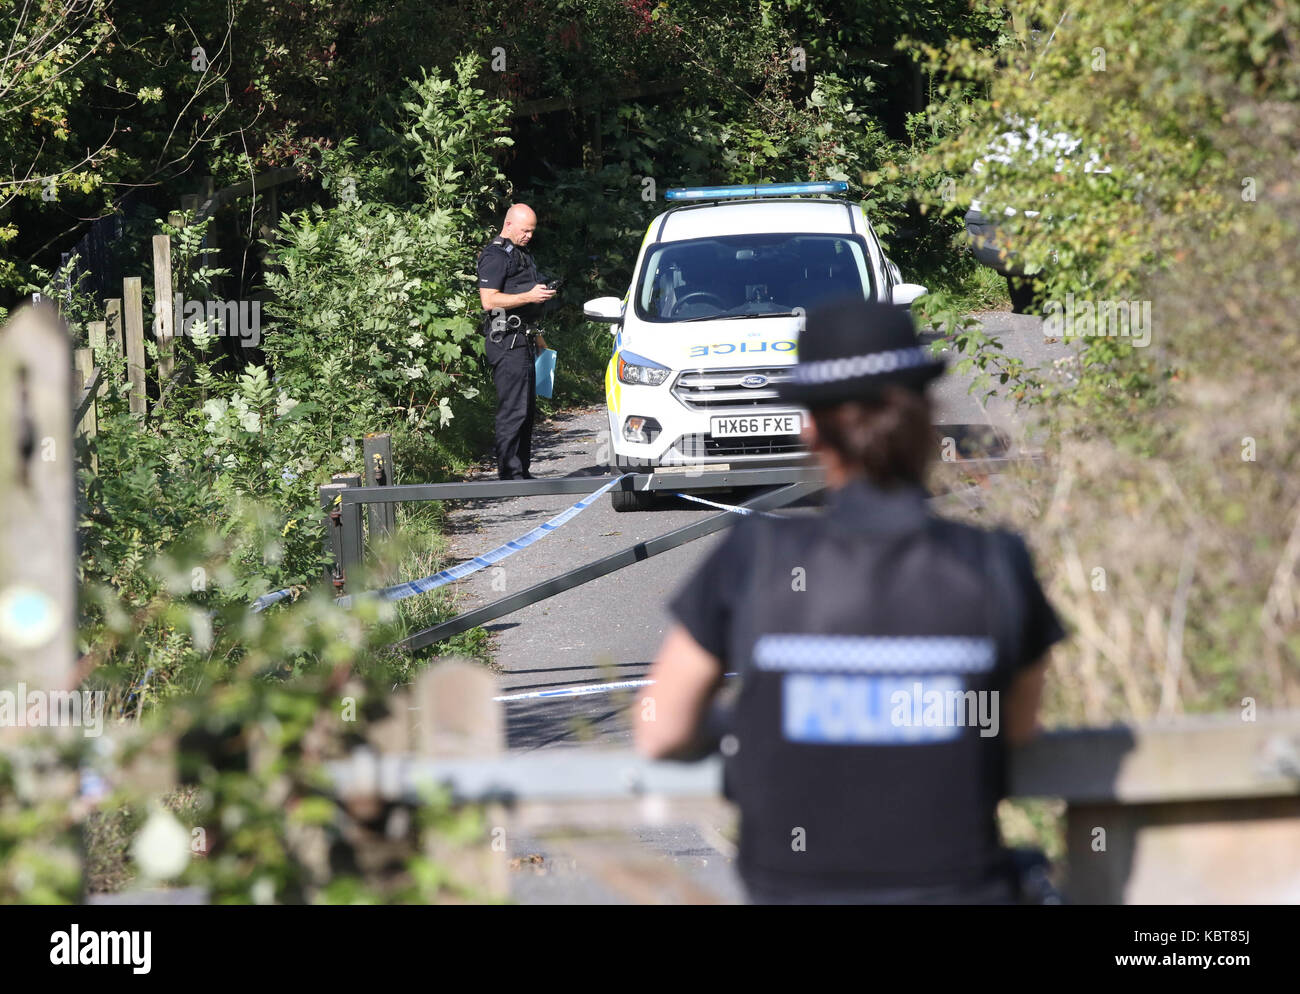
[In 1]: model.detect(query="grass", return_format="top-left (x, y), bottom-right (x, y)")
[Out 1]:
top-left (946, 264), bottom-right (1011, 313)
top-left (913, 256), bottom-right (1010, 315)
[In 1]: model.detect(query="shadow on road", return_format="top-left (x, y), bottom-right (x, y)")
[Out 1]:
top-left (505, 698), bottom-right (635, 751)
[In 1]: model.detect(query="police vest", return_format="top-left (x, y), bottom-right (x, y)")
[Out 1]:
top-left (720, 493), bottom-right (1025, 895)
top-left (477, 235), bottom-right (541, 327)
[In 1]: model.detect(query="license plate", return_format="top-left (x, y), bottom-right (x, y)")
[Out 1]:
top-left (709, 413), bottom-right (802, 438)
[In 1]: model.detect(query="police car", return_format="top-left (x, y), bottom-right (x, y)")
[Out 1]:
top-left (584, 182), bottom-right (927, 510)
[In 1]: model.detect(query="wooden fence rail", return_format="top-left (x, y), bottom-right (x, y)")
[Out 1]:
top-left (321, 678), bottom-right (1300, 905)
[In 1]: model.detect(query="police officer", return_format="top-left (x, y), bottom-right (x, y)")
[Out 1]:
top-left (635, 295), bottom-right (1066, 904)
top-left (477, 204), bottom-right (554, 480)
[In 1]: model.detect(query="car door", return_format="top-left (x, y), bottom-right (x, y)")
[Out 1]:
top-left (861, 215), bottom-right (895, 301)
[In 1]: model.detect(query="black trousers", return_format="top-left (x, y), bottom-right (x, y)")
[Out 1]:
top-left (485, 334), bottom-right (536, 480)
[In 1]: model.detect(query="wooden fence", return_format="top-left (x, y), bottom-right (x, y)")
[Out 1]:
top-left (59, 167), bottom-right (303, 461)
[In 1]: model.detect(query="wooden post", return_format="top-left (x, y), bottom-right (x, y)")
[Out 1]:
top-left (82, 327), bottom-right (105, 474)
top-left (421, 661), bottom-right (508, 900)
top-left (320, 482), bottom-right (347, 591)
top-left (0, 303), bottom-right (76, 693)
top-left (352, 660), bottom-right (508, 899)
top-left (199, 176), bottom-right (217, 272)
top-left (105, 298), bottom-right (124, 353)
top-left (152, 235), bottom-right (174, 382)
top-left (87, 320), bottom-right (107, 354)
top-left (331, 474), bottom-right (363, 587)
top-left (73, 348), bottom-right (98, 475)
top-left (123, 278), bottom-right (146, 415)
top-left (179, 194), bottom-right (200, 241)
top-left (1011, 712), bottom-right (1300, 903)
top-left (363, 433), bottom-right (397, 540)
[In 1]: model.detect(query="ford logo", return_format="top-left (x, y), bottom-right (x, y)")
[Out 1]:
top-left (740, 374), bottom-right (768, 388)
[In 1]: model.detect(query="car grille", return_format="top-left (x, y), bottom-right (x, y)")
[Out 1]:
top-left (671, 365), bottom-right (795, 410)
top-left (673, 433), bottom-right (807, 458)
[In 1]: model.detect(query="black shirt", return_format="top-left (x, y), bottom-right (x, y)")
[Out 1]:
top-left (477, 235), bottom-right (541, 326)
top-left (668, 479), bottom-right (1065, 897)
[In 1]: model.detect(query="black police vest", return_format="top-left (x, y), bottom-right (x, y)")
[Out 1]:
top-left (479, 236), bottom-right (541, 327)
top-left (722, 504), bottom-right (1023, 895)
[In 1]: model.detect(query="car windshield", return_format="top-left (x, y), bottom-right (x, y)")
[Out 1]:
top-left (635, 232), bottom-right (873, 322)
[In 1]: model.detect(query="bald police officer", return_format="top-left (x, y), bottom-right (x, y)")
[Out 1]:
top-left (477, 204), bottom-right (554, 480)
top-left (636, 295), bottom-right (1065, 904)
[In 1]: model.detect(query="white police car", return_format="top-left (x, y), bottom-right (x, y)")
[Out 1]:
top-left (583, 182), bottom-right (927, 510)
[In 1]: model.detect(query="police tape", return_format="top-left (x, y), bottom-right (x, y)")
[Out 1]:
top-left (493, 677), bottom-right (655, 702)
top-left (493, 672), bottom-right (736, 703)
top-left (333, 473), bottom-right (633, 609)
top-left (250, 475), bottom-right (775, 615)
top-left (250, 584), bottom-right (309, 614)
top-left (669, 491), bottom-right (787, 518)
top-left (251, 475), bottom-right (633, 613)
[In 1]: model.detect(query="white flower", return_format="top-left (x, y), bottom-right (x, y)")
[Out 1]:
top-left (275, 392), bottom-right (299, 418)
top-left (202, 398), bottom-right (229, 425)
top-left (131, 807), bottom-right (191, 881)
top-left (240, 411), bottom-right (261, 432)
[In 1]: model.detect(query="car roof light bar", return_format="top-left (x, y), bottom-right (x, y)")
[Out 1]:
top-left (664, 181), bottom-right (849, 201)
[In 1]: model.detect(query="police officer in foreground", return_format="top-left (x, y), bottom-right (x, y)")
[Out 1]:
top-left (635, 295), bottom-right (1066, 904)
top-left (477, 203), bottom-right (555, 480)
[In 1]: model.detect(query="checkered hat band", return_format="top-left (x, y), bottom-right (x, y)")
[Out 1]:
top-left (792, 345), bottom-right (932, 385)
top-left (754, 634), bottom-right (996, 674)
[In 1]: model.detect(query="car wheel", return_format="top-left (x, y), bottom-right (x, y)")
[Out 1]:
top-left (610, 488), bottom-right (659, 512)
top-left (610, 454), bottom-right (658, 511)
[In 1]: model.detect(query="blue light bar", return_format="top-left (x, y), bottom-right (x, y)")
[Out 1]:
top-left (664, 181), bottom-right (849, 201)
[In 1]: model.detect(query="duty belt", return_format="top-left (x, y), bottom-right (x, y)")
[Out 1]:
top-left (487, 312), bottom-right (539, 348)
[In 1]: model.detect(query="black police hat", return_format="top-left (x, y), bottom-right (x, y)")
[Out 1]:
top-left (775, 295), bottom-right (945, 407)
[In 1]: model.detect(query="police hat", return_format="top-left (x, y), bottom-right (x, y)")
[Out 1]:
top-left (775, 295), bottom-right (945, 407)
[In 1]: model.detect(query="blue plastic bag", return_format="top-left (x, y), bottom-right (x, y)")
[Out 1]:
top-left (535, 347), bottom-right (557, 398)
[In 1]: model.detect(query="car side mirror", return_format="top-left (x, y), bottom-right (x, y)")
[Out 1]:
top-left (584, 296), bottom-right (624, 324)
top-left (892, 283), bottom-right (928, 306)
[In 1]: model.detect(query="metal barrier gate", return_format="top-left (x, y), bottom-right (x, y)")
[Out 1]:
top-left (322, 466), bottom-right (828, 651)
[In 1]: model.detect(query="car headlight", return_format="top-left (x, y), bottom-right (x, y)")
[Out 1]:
top-left (617, 350), bottom-right (671, 386)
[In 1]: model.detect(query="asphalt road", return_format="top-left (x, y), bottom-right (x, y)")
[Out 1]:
top-left (437, 309), bottom-right (1064, 901)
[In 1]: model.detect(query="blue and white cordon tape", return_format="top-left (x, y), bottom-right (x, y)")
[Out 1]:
top-left (493, 672), bottom-right (736, 703)
top-left (251, 474), bottom-right (632, 613)
top-left (250, 474), bottom-right (785, 615)
top-left (335, 472), bottom-right (633, 609)
top-left (493, 677), bottom-right (656, 702)
top-left (668, 491), bottom-right (787, 518)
